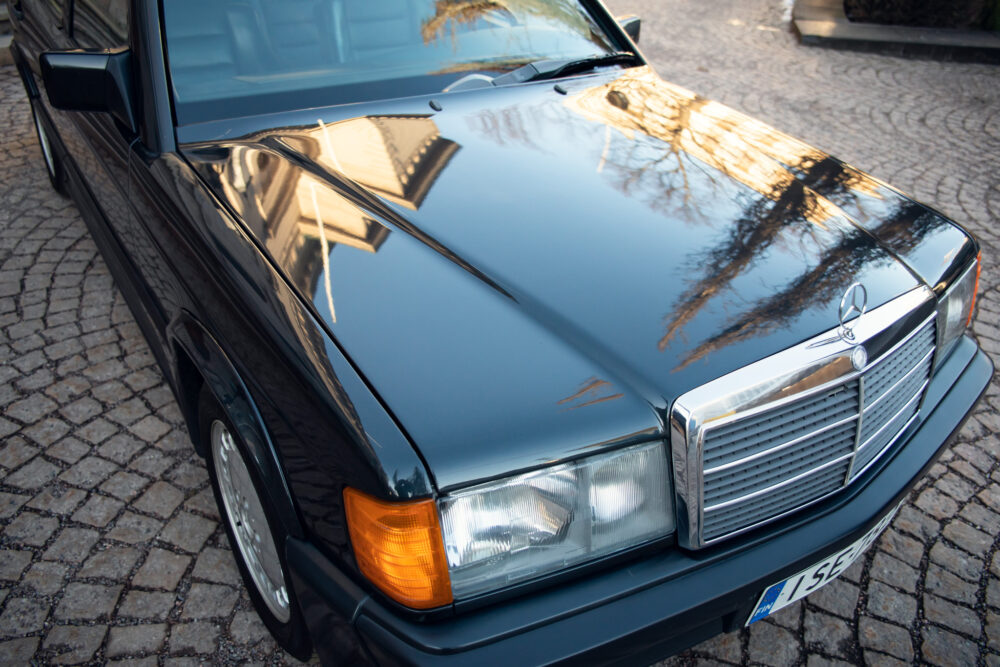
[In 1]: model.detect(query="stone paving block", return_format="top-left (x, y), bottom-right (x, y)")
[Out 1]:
top-left (79, 546), bottom-right (140, 579)
top-left (877, 530), bottom-right (924, 568)
top-left (169, 621), bottom-right (220, 655)
top-left (182, 583), bottom-right (239, 619)
top-left (59, 396), bottom-right (102, 424)
top-left (43, 624), bottom-right (107, 664)
top-left (924, 594), bottom-right (981, 638)
top-left (54, 582), bottom-right (122, 620)
top-left (191, 547), bottom-right (241, 586)
top-left (58, 455), bottom-right (118, 489)
top-left (43, 527), bottom-right (100, 563)
top-left (22, 561), bottom-right (68, 595)
top-left (106, 398), bottom-right (150, 426)
top-left (72, 494), bottom-right (125, 527)
top-left (988, 612), bottom-right (1000, 653)
top-left (132, 481), bottom-right (184, 519)
top-left (0, 597), bottom-right (50, 636)
top-left (26, 485), bottom-right (86, 515)
top-left (97, 434), bottom-right (145, 464)
top-left (749, 621), bottom-right (801, 667)
top-left (960, 501), bottom-right (1000, 535)
top-left (929, 541), bottom-right (983, 583)
top-left (0, 492), bottom-right (30, 519)
top-left (229, 610), bottom-right (269, 645)
top-left (858, 618), bottom-right (913, 661)
top-left (128, 449), bottom-right (172, 477)
top-left (806, 579), bottom-right (859, 620)
top-left (803, 610), bottom-right (851, 658)
top-left (131, 415), bottom-right (171, 443)
top-left (0, 550), bottom-right (32, 582)
top-left (869, 551), bottom-right (918, 591)
top-left (46, 437), bottom-right (90, 464)
top-left (926, 564), bottom-right (978, 606)
top-left (0, 439), bottom-right (39, 469)
top-left (167, 461), bottom-right (208, 490)
top-left (922, 626), bottom-right (979, 666)
top-left (159, 513), bottom-right (217, 553)
top-left (118, 591), bottom-right (177, 621)
top-left (183, 487), bottom-right (220, 521)
top-left (943, 520), bottom-right (992, 555)
top-left (866, 581), bottom-right (917, 626)
top-left (3, 510), bottom-right (59, 546)
top-left (132, 548), bottom-right (190, 591)
top-left (107, 624), bottom-right (167, 657)
top-left (107, 512), bottom-right (162, 545)
top-left (6, 395), bottom-right (57, 424)
top-left (0, 637), bottom-right (40, 663)
top-left (76, 417), bottom-right (117, 445)
top-left (100, 471), bottom-right (150, 501)
top-left (4, 457), bottom-right (60, 490)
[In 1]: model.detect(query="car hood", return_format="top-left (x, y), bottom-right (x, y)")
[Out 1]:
top-left (181, 66), bottom-right (975, 491)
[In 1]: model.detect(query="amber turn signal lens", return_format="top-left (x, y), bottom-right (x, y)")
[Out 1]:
top-left (967, 251), bottom-right (982, 327)
top-left (343, 487), bottom-right (452, 609)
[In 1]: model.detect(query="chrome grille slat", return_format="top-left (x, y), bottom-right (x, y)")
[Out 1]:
top-left (852, 387), bottom-right (925, 477)
top-left (864, 323), bottom-right (935, 406)
top-left (703, 382), bottom-right (859, 468)
top-left (703, 413), bottom-right (859, 475)
top-left (697, 317), bottom-right (935, 544)
top-left (702, 461), bottom-right (849, 539)
top-left (703, 423), bottom-right (856, 506)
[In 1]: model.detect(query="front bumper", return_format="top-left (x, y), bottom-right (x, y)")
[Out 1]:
top-left (287, 336), bottom-right (992, 666)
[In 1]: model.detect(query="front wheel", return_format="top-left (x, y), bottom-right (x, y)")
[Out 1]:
top-left (199, 387), bottom-right (312, 660)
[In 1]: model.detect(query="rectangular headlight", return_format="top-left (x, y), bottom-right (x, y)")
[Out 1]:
top-left (937, 254), bottom-right (980, 364)
top-left (438, 442), bottom-right (674, 599)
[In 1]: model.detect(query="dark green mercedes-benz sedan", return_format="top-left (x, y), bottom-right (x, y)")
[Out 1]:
top-left (10, 0), bottom-right (992, 662)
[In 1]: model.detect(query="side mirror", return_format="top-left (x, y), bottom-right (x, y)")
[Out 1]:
top-left (40, 49), bottom-right (138, 133)
top-left (618, 15), bottom-right (641, 43)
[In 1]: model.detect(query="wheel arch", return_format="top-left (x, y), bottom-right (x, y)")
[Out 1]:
top-left (168, 312), bottom-right (305, 540)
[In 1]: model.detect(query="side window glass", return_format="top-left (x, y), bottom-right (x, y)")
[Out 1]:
top-left (73, 0), bottom-right (129, 49)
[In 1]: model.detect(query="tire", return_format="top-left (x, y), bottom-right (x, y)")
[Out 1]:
top-left (199, 386), bottom-right (312, 660)
top-left (30, 104), bottom-right (67, 195)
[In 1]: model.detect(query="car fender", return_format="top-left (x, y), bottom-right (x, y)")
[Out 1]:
top-left (168, 312), bottom-right (304, 540)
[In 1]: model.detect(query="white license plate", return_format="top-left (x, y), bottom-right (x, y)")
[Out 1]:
top-left (746, 505), bottom-right (899, 625)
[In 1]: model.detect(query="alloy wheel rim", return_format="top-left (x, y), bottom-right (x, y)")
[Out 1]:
top-left (211, 419), bottom-right (291, 622)
top-left (34, 112), bottom-right (56, 179)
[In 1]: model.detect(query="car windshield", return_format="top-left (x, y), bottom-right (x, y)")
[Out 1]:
top-left (161, 0), bottom-right (623, 125)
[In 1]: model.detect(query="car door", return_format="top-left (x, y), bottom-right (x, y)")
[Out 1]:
top-left (65, 0), bottom-right (171, 354)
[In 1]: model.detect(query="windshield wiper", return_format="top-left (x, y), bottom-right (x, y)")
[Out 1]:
top-left (490, 52), bottom-right (642, 87)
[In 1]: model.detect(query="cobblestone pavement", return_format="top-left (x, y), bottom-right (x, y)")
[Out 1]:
top-left (1, 0), bottom-right (999, 664)
top-left (0, 67), bottom-right (298, 665)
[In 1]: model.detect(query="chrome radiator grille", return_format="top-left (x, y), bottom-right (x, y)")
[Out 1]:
top-left (697, 317), bottom-right (936, 544)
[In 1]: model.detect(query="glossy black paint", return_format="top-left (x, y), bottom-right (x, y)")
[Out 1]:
top-left (181, 65), bottom-right (973, 490)
top-left (11, 0), bottom-right (992, 662)
top-left (40, 49), bottom-right (138, 132)
top-left (295, 338), bottom-right (992, 664)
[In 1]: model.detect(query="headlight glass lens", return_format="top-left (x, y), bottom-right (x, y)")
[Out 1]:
top-left (439, 442), bottom-right (673, 599)
top-left (938, 257), bottom-right (980, 362)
